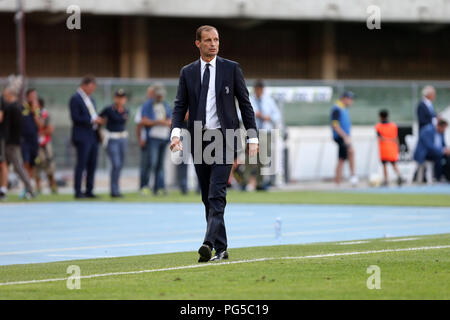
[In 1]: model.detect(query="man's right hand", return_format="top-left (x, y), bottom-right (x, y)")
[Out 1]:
top-left (444, 148), bottom-right (450, 156)
top-left (170, 137), bottom-right (183, 152)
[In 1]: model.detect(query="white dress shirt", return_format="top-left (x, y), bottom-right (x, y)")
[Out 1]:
top-left (171, 56), bottom-right (258, 144)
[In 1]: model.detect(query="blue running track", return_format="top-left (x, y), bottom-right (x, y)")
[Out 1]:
top-left (0, 202), bottom-right (449, 266)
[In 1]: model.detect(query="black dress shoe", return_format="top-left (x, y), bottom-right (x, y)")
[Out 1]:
top-left (75, 193), bottom-right (86, 199)
top-left (84, 193), bottom-right (98, 199)
top-left (198, 244), bottom-right (212, 263)
top-left (210, 251), bottom-right (229, 262)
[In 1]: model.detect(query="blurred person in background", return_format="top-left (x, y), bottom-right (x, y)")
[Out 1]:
top-left (140, 83), bottom-right (172, 196)
top-left (243, 79), bottom-right (281, 191)
top-left (136, 85), bottom-right (154, 194)
top-left (375, 110), bottom-right (404, 186)
top-left (417, 85), bottom-right (438, 133)
top-left (176, 111), bottom-right (189, 195)
top-left (35, 97), bottom-right (58, 194)
top-left (414, 119), bottom-right (450, 183)
top-left (0, 93), bottom-right (7, 200)
top-left (69, 75), bottom-right (102, 199)
top-left (331, 91), bottom-right (358, 186)
top-left (98, 89), bottom-right (129, 198)
top-left (1, 86), bottom-right (35, 199)
top-left (21, 89), bottom-right (42, 187)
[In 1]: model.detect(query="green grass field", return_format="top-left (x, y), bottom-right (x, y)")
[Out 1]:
top-left (0, 233), bottom-right (449, 300)
top-left (4, 190), bottom-right (450, 207)
top-left (1, 190), bottom-right (449, 300)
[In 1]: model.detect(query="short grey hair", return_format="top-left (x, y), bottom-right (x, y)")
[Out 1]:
top-left (422, 85), bottom-right (435, 97)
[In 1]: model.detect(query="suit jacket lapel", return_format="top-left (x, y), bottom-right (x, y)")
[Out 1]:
top-left (193, 59), bottom-right (201, 104)
top-left (215, 56), bottom-right (223, 96)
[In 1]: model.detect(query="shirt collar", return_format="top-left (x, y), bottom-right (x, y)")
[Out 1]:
top-left (423, 97), bottom-right (433, 108)
top-left (200, 56), bottom-right (217, 70)
top-left (336, 99), bottom-right (346, 109)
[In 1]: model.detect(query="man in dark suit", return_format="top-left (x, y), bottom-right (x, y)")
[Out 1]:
top-left (417, 85), bottom-right (438, 132)
top-left (69, 75), bottom-right (102, 198)
top-left (170, 25), bottom-right (259, 262)
top-left (414, 120), bottom-right (450, 181)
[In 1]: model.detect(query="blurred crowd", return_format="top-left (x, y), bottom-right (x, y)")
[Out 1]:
top-left (0, 76), bottom-right (449, 201)
top-left (330, 85), bottom-right (450, 187)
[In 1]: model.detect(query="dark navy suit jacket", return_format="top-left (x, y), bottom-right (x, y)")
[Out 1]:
top-left (69, 91), bottom-right (98, 144)
top-left (171, 56), bottom-right (257, 140)
top-left (417, 100), bottom-right (436, 132)
top-left (414, 123), bottom-right (445, 164)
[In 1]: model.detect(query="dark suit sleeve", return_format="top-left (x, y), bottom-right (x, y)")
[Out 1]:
top-left (69, 96), bottom-right (91, 127)
top-left (417, 103), bottom-right (430, 128)
top-left (233, 63), bottom-right (258, 139)
top-left (171, 68), bottom-right (189, 131)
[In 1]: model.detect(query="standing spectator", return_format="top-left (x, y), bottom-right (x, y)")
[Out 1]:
top-left (375, 110), bottom-right (404, 186)
top-left (0, 95), bottom-right (7, 200)
top-left (21, 89), bottom-right (42, 186)
top-left (417, 85), bottom-right (438, 132)
top-left (244, 79), bottom-right (281, 191)
top-left (99, 89), bottom-right (129, 198)
top-left (414, 120), bottom-right (450, 182)
top-left (35, 97), bottom-right (58, 194)
top-left (331, 91), bottom-right (358, 186)
top-left (136, 85), bottom-right (154, 194)
top-left (1, 87), bottom-right (35, 199)
top-left (140, 83), bottom-right (172, 196)
top-left (69, 75), bottom-right (102, 199)
top-left (176, 111), bottom-right (189, 195)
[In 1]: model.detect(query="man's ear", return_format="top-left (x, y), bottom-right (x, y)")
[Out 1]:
top-left (195, 40), bottom-right (200, 48)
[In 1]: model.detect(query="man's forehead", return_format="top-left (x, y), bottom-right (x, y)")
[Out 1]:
top-left (201, 29), bottom-right (219, 39)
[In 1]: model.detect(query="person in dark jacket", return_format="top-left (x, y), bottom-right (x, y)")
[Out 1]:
top-left (1, 87), bottom-right (35, 199)
top-left (69, 75), bottom-right (102, 199)
top-left (414, 120), bottom-right (450, 182)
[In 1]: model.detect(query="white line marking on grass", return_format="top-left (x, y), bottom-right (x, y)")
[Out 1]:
top-left (336, 241), bottom-right (370, 245)
top-left (0, 245), bottom-right (449, 287)
top-left (383, 238), bottom-right (419, 242)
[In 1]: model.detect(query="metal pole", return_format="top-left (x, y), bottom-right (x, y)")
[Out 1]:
top-left (15, 0), bottom-right (26, 103)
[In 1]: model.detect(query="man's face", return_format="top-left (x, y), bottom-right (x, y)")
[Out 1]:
top-left (154, 94), bottom-right (163, 103)
top-left (26, 90), bottom-right (37, 104)
top-left (342, 97), bottom-right (354, 107)
top-left (195, 29), bottom-right (219, 59)
top-left (437, 124), bottom-right (447, 134)
top-left (114, 96), bottom-right (127, 107)
top-left (427, 90), bottom-right (436, 102)
top-left (255, 86), bottom-right (264, 99)
top-left (83, 82), bottom-right (97, 96)
top-left (147, 88), bottom-right (154, 99)
top-left (2, 89), bottom-right (16, 103)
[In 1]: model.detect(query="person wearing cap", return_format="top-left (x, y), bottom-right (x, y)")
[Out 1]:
top-left (98, 89), bottom-right (129, 198)
top-left (140, 83), bottom-right (172, 196)
top-left (330, 91), bottom-right (358, 186)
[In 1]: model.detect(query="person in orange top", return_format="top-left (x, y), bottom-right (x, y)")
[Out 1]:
top-left (375, 110), bottom-right (404, 186)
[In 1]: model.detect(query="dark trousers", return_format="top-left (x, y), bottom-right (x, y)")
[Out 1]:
top-left (193, 130), bottom-right (233, 253)
top-left (74, 139), bottom-right (98, 196)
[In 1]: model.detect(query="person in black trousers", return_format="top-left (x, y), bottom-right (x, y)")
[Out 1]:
top-left (170, 26), bottom-right (259, 262)
top-left (69, 75), bottom-right (102, 199)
